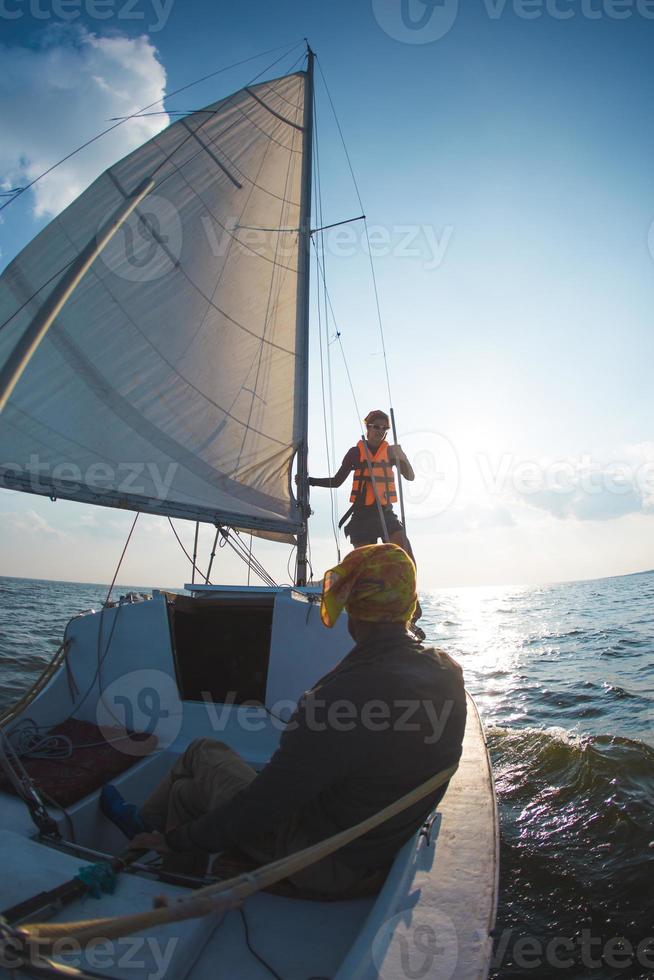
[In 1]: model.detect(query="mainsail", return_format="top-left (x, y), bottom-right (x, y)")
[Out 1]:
top-left (0, 70), bottom-right (310, 535)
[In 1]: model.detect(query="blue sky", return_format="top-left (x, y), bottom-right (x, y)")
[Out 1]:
top-left (1, 0), bottom-right (653, 588)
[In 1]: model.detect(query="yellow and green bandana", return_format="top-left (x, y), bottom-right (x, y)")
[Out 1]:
top-left (320, 543), bottom-right (417, 628)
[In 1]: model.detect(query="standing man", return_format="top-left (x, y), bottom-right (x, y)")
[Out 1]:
top-left (306, 410), bottom-right (416, 556)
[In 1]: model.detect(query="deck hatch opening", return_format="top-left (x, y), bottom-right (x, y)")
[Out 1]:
top-left (169, 595), bottom-right (274, 705)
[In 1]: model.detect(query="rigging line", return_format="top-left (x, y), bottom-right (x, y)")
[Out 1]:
top-left (313, 234), bottom-right (338, 550)
top-left (234, 77), bottom-right (302, 471)
top-left (312, 96), bottom-right (340, 559)
top-left (362, 212), bottom-right (393, 407)
top-left (311, 233), bottom-right (390, 544)
top-left (217, 527), bottom-right (271, 585)
top-left (91, 511), bottom-right (141, 728)
top-left (0, 256), bottom-right (77, 335)
top-left (241, 540), bottom-right (277, 587)
top-left (314, 91), bottom-right (340, 554)
top-left (310, 237), bottom-right (364, 429)
top-left (250, 52), bottom-right (309, 111)
top-left (0, 57), bottom-right (304, 342)
top-left (316, 58), bottom-right (393, 407)
top-left (314, 60), bottom-right (364, 235)
top-left (67, 600), bottom-right (123, 719)
top-left (286, 542), bottom-right (297, 582)
top-left (205, 526), bottom-right (220, 583)
top-left (108, 110), bottom-right (210, 118)
top-left (104, 512), bottom-right (140, 605)
top-left (192, 521), bottom-right (200, 585)
top-left (231, 529), bottom-right (276, 584)
top-left (306, 525), bottom-right (314, 582)
top-left (0, 39), bottom-right (305, 216)
top-left (234, 530), bottom-right (277, 587)
top-left (221, 529), bottom-right (277, 587)
top-left (168, 517), bottom-right (212, 583)
top-left (149, 45), bottom-right (307, 183)
top-left (311, 215), bottom-right (365, 234)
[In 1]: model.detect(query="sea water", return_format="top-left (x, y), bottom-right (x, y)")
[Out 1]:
top-left (0, 571), bottom-right (652, 978)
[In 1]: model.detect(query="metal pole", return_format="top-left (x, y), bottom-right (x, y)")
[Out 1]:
top-left (295, 45), bottom-right (315, 586)
top-left (191, 521), bottom-right (199, 584)
top-left (389, 406), bottom-right (409, 549)
top-left (0, 176), bottom-right (155, 414)
top-left (205, 526), bottom-right (220, 584)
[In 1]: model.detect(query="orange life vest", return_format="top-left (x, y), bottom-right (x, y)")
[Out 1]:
top-left (350, 440), bottom-right (398, 507)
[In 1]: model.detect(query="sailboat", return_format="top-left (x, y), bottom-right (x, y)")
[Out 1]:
top-left (0, 45), bottom-right (498, 979)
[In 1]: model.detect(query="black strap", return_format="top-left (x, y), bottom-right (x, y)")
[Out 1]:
top-left (338, 503), bottom-right (356, 528)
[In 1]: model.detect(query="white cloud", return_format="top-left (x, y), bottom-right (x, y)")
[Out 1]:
top-left (469, 444), bottom-right (654, 523)
top-left (0, 26), bottom-right (168, 218)
top-left (2, 509), bottom-right (66, 539)
top-left (426, 500), bottom-right (516, 533)
top-left (518, 448), bottom-right (654, 522)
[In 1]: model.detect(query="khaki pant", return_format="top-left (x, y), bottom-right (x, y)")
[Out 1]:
top-left (141, 738), bottom-right (384, 898)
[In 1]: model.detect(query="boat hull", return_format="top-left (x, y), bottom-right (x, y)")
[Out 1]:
top-left (0, 587), bottom-right (498, 979)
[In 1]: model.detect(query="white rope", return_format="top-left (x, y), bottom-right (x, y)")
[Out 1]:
top-left (19, 761), bottom-right (458, 949)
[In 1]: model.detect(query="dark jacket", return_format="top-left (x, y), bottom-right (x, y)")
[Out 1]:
top-left (173, 628), bottom-right (466, 870)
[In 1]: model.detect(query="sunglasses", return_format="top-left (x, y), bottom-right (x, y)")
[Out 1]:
top-left (366, 423), bottom-right (388, 431)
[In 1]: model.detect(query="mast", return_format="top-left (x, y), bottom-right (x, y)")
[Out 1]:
top-left (294, 44), bottom-right (314, 587)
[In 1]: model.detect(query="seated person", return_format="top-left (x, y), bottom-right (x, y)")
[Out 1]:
top-left (101, 544), bottom-right (466, 899)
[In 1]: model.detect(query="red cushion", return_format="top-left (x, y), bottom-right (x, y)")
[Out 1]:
top-left (0, 719), bottom-right (157, 808)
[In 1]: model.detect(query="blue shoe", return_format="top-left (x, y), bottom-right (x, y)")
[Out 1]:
top-left (100, 784), bottom-right (148, 839)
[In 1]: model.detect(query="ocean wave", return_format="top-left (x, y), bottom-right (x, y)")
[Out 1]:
top-left (488, 726), bottom-right (654, 978)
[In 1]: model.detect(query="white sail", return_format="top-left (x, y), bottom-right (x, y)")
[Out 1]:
top-left (0, 72), bottom-right (308, 535)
